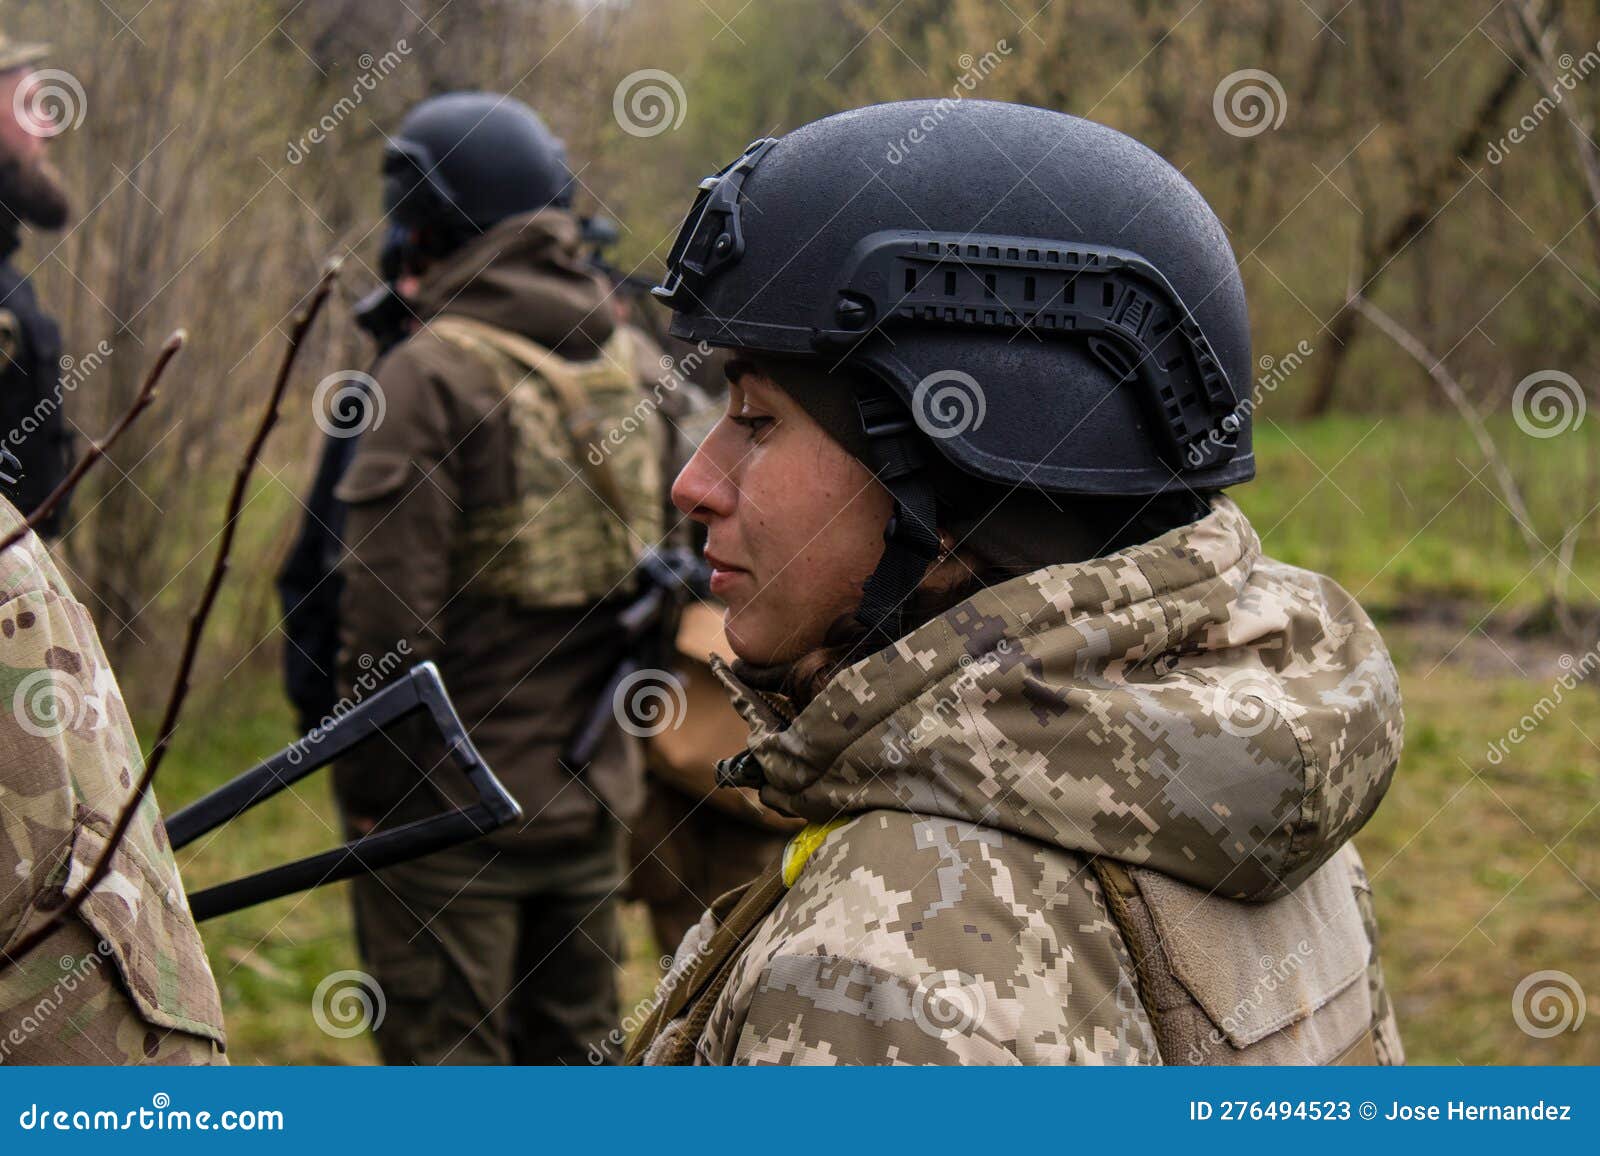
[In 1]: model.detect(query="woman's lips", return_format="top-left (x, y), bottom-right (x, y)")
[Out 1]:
top-left (704, 553), bottom-right (749, 597)
top-left (708, 568), bottom-right (746, 597)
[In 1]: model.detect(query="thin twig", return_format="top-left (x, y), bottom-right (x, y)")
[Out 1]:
top-left (0, 261), bottom-right (340, 973)
top-left (1507, 0), bottom-right (1600, 272)
top-left (0, 331), bottom-right (186, 556)
top-left (1352, 294), bottom-right (1577, 636)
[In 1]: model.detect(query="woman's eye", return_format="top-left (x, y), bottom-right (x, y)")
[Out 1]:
top-left (730, 415), bottom-right (774, 437)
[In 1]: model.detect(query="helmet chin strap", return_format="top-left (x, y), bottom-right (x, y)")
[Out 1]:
top-left (851, 384), bottom-right (942, 653)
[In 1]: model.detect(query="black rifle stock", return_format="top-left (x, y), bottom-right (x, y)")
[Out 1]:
top-left (165, 661), bottom-right (520, 920)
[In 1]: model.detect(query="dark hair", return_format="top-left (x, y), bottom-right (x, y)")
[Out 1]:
top-left (778, 489), bottom-right (1215, 707)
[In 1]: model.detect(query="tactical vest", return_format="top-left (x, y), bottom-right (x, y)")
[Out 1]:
top-left (428, 316), bottom-right (664, 609)
top-left (1087, 849), bottom-right (1402, 1065)
top-left (627, 824), bottom-right (1401, 1066)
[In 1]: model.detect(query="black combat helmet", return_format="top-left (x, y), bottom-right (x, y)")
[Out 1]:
top-left (654, 100), bottom-right (1253, 641)
top-left (381, 91), bottom-right (573, 273)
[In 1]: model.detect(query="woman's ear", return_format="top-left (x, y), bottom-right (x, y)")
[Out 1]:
top-left (921, 529), bottom-right (971, 594)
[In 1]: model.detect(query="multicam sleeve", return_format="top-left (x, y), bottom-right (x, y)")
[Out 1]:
top-left (0, 916), bottom-right (225, 1065)
top-left (0, 511), bottom-right (227, 1065)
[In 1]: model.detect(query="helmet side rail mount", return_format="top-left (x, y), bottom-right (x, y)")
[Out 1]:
top-left (664, 225), bottom-right (1241, 473)
top-left (837, 232), bottom-right (1239, 469)
top-left (163, 662), bottom-right (521, 921)
top-left (651, 137), bottom-right (777, 309)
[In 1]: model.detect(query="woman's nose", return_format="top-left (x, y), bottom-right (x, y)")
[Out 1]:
top-left (671, 434), bottom-right (737, 523)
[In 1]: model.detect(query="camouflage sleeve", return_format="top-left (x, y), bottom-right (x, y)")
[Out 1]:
top-left (732, 954), bottom-right (1023, 1065)
top-left (0, 507), bottom-right (227, 1064)
top-left (716, 814), bottom-right (1160, 1066)
top-left (332, 342), bottom-right (461, 820)
top-left (1, 916), bottom-right (224, 1065)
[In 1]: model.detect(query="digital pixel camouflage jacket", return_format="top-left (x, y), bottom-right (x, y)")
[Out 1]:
top-left (640, 497), bottom-right (1405, 1065)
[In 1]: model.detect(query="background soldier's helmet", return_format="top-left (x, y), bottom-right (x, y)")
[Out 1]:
top-left (653, 100), bottom-right (1254, 640)
top-left (380, 91), bottom-right (573, 275)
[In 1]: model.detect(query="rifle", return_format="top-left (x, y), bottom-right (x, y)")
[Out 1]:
top-left (562, 545), bottom-right (709, 771)
top-left (166, 661), bottom-right (520, 921)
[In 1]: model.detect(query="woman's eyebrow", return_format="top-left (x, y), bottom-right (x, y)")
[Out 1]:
top-left (738, 373), bottom-right (785, 409)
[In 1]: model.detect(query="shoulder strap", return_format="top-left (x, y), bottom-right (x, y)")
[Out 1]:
top-left (625, 857), bottom-right (787, 1065)
top-left (426, 314), bottom-right (634, 522)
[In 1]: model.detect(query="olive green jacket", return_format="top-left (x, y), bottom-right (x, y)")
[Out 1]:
top-left (334, 210), bottom-right (662, 847)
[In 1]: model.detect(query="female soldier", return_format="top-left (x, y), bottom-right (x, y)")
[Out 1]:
top-left (628, 100), bottom-right (1405, 1066)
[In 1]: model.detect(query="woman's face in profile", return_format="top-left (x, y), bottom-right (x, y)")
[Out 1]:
top-left (670, 366), bottom-right (893, 666)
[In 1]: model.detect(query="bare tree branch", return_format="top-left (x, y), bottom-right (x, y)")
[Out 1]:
top-left (0, 332), bottom-right (186, 556)
top-left (1352, 293), bottom-right (1577, 635)
top-left (1507, 0), bottom-right (1600, 272)
top-left (0, 261), bottom-right (340, 974)
top-left (1303, 56), bottom-right (1526, 416)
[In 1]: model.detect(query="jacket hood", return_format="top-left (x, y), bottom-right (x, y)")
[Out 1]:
top-left (713, 497), bottom-right (1403, 902)
top-left (411, 208), bottom-right (615, 356)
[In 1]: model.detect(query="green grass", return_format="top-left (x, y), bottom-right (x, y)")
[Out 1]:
top-left (1356, 641), bottom-right (1599, 1065)
top-left (1242, 414), bottom-right (1600, 615)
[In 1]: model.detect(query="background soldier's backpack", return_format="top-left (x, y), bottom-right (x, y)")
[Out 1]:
top-left (429, 315), bottom-right (796, 831)
top-left (427, 314), bottom-right (662, 608)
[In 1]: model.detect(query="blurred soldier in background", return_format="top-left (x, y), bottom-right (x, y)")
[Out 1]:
top-left (590, 277), bottom-right (801, 958)
top-left (0, 34), bottom-right (74, 537)
top-left (298, 92), bottom-right (662, 1065)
